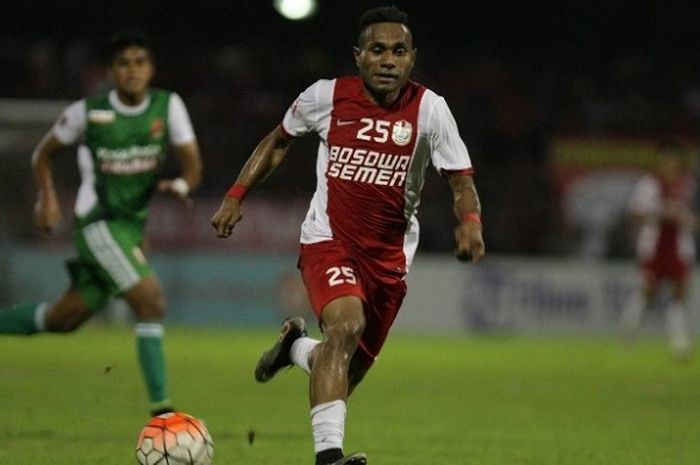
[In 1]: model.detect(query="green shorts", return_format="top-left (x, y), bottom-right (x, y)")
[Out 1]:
top-left (68, 219), bottom-right (153, 311)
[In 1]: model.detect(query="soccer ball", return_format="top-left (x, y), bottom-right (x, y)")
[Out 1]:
top-left (135, 412), bottom-right (214, 465)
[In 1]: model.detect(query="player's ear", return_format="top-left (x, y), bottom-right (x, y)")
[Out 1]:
top-left (353, 46), bottom-right (361, 67)
top-left (145, 50), bottom-right (156, 82)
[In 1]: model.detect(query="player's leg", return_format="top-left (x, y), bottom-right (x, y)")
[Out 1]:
top-left (124, 275), bottom-right (173, 415)
top-left (255, 297), bottom-right (365, 465)
top-left (620, 267), bottom-right (657, 342)
top-left (306, 273), bottom-right (406, 465)
top-left (308, 295), bottom-right (365, 465)
top-left (257, 240), bottom-right (361, 385)
top-left (43, 288), bottom-right (95, 331)
top-left (0, 301), bottom-right (51, 335)
top-left (312, 296), bottom-right (365, 401)
top-left (289, 331), bottom-right (368, 395)
top-left (347, 356), bottom-right (369, 396)
top-left (0, 257), bottom-right (107, 335)
top-left (78, 219), bottom-right (172, 414)
top-left (255, 241), bottom-right (369, 465)
top-left (255, 316), bottom-right (310, 382)
top-left (666, 276), bottom-right (692, 360)
top-left (0, 288), bottom-right (93, 334)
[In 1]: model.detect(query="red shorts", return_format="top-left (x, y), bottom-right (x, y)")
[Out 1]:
top-left (641, 254), bottom-right (690, 284)
top-left (298, 239), bottom-right (407, 368)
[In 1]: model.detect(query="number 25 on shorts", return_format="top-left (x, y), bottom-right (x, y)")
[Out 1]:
top-left (326, 266), bottom-right (357, 286)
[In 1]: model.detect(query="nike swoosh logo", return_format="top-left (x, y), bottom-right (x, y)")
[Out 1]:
top-left (336, 120), bottom-right (355, 126)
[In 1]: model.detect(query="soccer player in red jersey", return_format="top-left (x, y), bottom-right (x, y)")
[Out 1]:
top-left (211, 6), bottom-right (485, 464)
top-left (620, 140), bottom-right (697, 360)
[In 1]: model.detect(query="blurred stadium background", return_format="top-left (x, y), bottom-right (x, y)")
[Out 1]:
top-left (2, 1), bottom-right (700, 334)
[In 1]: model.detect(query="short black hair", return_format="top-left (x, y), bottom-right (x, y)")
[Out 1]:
top-left (103, 30), bottom-right (152, 64)
top-left (357, 5), bottom-right (411, 45)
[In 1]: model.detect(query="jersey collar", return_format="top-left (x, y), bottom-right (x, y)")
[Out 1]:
top-left (108, 90), bottom-right (151, 116)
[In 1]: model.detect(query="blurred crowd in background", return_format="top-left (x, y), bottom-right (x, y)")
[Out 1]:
top-left (1, 1), bottom-right (699, 257)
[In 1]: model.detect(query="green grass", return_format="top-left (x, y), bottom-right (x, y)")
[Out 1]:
top-left (0, 327), bottom-right (698, 464)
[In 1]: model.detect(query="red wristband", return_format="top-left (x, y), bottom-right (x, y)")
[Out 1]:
top-left (225, 183), bottom-right (248, 201)
top-left (462, 212), bottom-right (482, 225)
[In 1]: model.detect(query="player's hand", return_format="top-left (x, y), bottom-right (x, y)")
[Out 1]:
top-left (211, 197), bottom-right (243, 238)
top-left (454, 221), bottom-right (485, 264)
top-left (33, 190), bottom-right (61, 233)
top-left (158, 178), bottom-right (193, 207)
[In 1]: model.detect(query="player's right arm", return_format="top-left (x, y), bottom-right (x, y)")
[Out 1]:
top-left (31, 132), bottom-right (67, 232)
top-left (211, 80), bottom-right (327, 239)
top-left (211, 125), bottom-right (294, 238)
top-left (32, 100), bottom-right (86, 232)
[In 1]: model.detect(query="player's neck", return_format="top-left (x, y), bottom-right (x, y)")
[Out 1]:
top-left (362, 86), bottom-right (401, 108)
top-left (116, 89), bottom-right (148, 106)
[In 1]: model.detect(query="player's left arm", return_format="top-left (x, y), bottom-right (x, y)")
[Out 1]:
top-left (158, 141), bottom-right (203, 204)
top-left (157, 93), bottom-right (203, 203)
top-left (427, 93), bottom-right (485, 264)
top-left (448, 173), bottom-right (485, 264)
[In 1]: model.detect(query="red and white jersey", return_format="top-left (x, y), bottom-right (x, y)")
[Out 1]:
top-left (281, 76), bottom-right (472, 274)
top-left (628, 174), bottom-right (696, 263)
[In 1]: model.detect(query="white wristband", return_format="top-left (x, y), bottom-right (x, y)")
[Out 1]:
top-left (171, 177), bottom-right (190, 197)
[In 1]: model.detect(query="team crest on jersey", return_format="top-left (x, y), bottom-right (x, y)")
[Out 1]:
top-left (87, 109), bottom-right (116, 124)
top-left (391, 120), bottom-right (413, 146)
top-left (150, 118), bottom-right (164, 139)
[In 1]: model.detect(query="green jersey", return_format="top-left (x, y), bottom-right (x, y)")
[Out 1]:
top-left (53, 88), bottom-right (196, 230)
top-left (77, 89), bottom-right (170, 229)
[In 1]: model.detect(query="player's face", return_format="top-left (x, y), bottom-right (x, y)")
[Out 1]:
top-left (109, 46), bottom-right (154, 101)
top-left (354, 23), bottom-right (416, 104)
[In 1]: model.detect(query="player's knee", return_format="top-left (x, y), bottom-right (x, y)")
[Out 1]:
top-left (140, 298), bottom-right (166, 320)
top-left (126, 278), bottom-right (168, 321)
top-left (325, 317), bottom-right (365, 350)
top-left (321, 297), bottom-right (365, 350)
top-left (343, 318), bottom-right (366, 342)
top-left (133, 294), bottom-right (167, 321)
top-left (45, 316), bottom-right (83, 333)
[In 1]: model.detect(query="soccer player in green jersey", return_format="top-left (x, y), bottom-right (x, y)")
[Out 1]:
top-left (0, 32), bottom-right (203, 416)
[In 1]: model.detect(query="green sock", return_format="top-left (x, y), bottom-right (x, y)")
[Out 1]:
top-left (0, 302), bottom-right (47, 334)
top-left (135, 322), bottom-right (171, 410)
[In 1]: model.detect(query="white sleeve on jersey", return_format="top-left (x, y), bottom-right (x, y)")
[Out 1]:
top-left (282, 79), bottom-right (335, 137)
top-left (168, 92), bottom-right (196, 146)
top-left (628, 175), bottom-right (661, 215)
top-left (426, 95), bottom-right (472, 173)
top-left (51, 100), bottom-right (87, 145)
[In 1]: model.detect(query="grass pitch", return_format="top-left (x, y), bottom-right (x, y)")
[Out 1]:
top-left (0, 327), bottom-right (698, 464)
